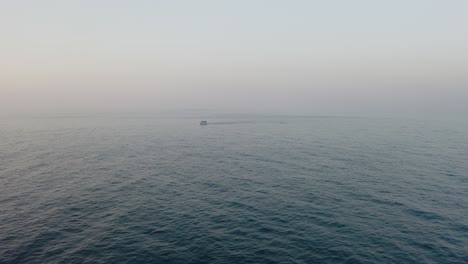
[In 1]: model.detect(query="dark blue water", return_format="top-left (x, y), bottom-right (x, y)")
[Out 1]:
top-left (1, 115), bottom-right (467, 263)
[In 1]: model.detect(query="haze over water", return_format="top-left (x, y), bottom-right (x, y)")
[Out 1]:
top-left (1, 1), bottom-right (468, 115)
top-left (1, 1), bottom-right (468, 263)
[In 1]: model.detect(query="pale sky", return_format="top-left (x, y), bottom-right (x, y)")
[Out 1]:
top-left (1, 0), bottom-right (467, 115)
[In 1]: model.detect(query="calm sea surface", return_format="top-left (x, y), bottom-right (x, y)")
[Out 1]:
top-left (1, 114), bottom-right (467, 263)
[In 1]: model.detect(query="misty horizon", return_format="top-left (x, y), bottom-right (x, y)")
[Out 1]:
top-left (2, 2), bottom-right (468, 263)
top-left (2, 1), bottom-right (467, 116)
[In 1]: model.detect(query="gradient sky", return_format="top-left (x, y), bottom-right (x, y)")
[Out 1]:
top-left (1, 0), bottom-right (467, 115)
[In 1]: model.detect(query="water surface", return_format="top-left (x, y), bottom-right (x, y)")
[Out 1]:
top-left (1, 114), bottom-right (467, 263)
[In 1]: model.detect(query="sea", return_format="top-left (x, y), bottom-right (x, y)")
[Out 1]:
top-left (1, 113), bottom-right (467, 263)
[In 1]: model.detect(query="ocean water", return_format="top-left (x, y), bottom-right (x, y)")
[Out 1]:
top-left (1, 114), bottom-right (467, 264)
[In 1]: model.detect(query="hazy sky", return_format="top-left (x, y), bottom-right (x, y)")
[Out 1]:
top-left (1, 0), bottom-right (467, 115)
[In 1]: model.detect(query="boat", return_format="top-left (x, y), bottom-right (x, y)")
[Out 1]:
top-left (200, 121), bottom-right (208, 125)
